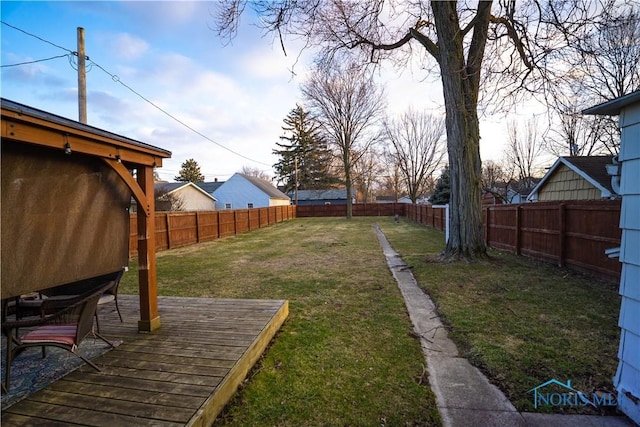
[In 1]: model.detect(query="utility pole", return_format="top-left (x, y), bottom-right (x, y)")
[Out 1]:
top-left (77, 27), bottom-right (87, 124)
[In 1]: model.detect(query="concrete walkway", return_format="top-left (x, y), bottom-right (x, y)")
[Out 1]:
top-left (373, 224), bottom-right (635, 427)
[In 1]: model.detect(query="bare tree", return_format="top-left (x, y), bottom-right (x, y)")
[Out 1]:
top-left (301, 63), bottom-right (386, 218)
top-left (384, 109), bottom-right (446, 203)
top-left (352, 147), bottom-right (383, 203)
top-left (154, 186), bottom-right (185, 212)
top-left (379, 147), bottom-right (406, 202)
top-left (505, 118), bottom-right (545, 189)
top-left (240, 165), bottom-right (273, 182)
top-left (481, 160), bottom-right (510, 203)
top-left (545, 2), bottom-right (640, 155)
top-left (545, 94), bottom-right (612, 157)
top-left (214, 0), bottom-right (613, 260)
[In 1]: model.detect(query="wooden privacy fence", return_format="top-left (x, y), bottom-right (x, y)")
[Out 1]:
top-left (129, 205), bottom-right (296, 257)
top-left (296, 203), bottom-right (406, 217)
top-left (128, 200), bottom-right (621, 279)
top-left (405, 204), bottom-right (448, 232)
top-left (405, 200), bottom-right (621, 279)
top-left (484, 200), bottom-right (622, 279)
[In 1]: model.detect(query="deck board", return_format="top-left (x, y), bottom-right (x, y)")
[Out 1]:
top-left (2, 295), bottom-right (289, 426)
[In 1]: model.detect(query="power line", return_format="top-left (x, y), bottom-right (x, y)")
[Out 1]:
top-left (1, 20), bottom-right (273, 168)
top-left (1, 21), bottom-right (74, 54)
top-left (1, 54), bottom-right (70, 68)
top-left (88, 60), bottom-right (272, 167)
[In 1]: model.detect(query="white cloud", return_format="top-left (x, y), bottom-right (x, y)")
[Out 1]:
top-left (109, 33), bottom-right (149, 61)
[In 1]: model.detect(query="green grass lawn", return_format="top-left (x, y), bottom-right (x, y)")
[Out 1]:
top-left (377, 218), bottom-right (621, 414)
top-left (121, 216), bottom-right (621, 421)
top-left (121, 217), bottom-right (441, 426)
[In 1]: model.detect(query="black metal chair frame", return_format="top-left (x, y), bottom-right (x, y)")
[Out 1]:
top-left (1, 282), bottom-right (117, 392)
top-left (95, 269), bottom-right (124, 332)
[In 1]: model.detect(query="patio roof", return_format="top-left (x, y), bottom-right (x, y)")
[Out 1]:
top-left (2, 98), bottom-right (171, 332)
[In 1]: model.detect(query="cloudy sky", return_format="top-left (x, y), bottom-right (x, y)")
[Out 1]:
top-left (1, 1), bottom-right (524, 183)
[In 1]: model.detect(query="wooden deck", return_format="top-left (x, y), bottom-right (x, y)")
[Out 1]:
top-left (1, 295), bottom-right (289, 426)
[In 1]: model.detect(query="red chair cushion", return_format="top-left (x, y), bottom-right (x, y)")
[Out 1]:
top-left (21, 324), bottom-right (77, 346)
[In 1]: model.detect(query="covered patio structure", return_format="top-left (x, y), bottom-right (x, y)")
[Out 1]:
top-left (2, 97), bottom-right (169, 331)
top-left (1, 99), bottom-right (289, 424)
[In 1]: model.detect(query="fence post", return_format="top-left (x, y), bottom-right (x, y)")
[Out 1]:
top-left (558, 203), bottom-right (566, 267)
top-left (217, 211), bottom-right (221, 239)
top-left (515, 205), bottom-right (521, 255)
top-left (233, 210), bottom-right (238, 235)
top-left (165, 213), bottom-right (171, 250)
top-left (484, 206), bottom-right (490, 245)
top-left (196, 212), bottom-right (201, 243)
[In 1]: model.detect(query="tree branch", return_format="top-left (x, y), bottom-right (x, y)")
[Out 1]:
top-left (489, 14), bottom-right (533, 70)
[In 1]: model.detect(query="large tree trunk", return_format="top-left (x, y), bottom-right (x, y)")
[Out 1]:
top-left (433, 1), bottom-right (488, 259)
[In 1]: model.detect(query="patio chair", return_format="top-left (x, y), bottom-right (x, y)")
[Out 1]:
top-left (1, 282), bottom-right (117, 391)
top-left (95, 269), bottom-right (125, 332)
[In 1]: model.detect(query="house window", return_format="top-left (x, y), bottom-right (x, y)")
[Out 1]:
top-left (225, 203), bottom-right (232, 210)
top-left (247, 203), bottom-right (254, 209)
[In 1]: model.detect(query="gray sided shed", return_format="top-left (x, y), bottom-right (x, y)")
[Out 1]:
top-left (585, 90), bottom-right (640, 424)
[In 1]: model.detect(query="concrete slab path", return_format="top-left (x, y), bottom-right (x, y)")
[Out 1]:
top-left (373, 224), bottom-right (635, 427)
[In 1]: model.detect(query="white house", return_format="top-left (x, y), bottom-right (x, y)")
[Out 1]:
top-left (212, 173), bottom-right (290, 210)
top-left (155, 182), bottom-right (216, 211)
top-left (584, 90), bottom-right (640, 425)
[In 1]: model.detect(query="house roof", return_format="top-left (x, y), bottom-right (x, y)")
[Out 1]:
top-left (197, 181), bottom-right (224, 194)
top-left (240, 174), bottom-right (290, 200)
top-left (155, 182), bottom-right (216, 201)
top-left (527, 156), bottom-right (615, 201)
top-left (289, 189), bottom-right (348, 201)
top-left (583, 90), bottom-right (640, 116)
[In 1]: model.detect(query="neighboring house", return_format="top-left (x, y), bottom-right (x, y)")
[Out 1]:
top-left (374, 195), bottom-right (413, 204)
top-left (155, 182), bottom-right (216, 211)
top-left (584, 90), bottom-right (640, 425)
top-left (507, 187), bottom-right (533, 204)
top-left (197, 180), bottom-right (224, 196)
top-left (213, 173), bottom-right (290, 209)
top-left (288, 189), bottom-right (350, 206)
top-left (527, 156), bottom-right (617, 202)
top-left (506, 178), bottom-right (540, 203)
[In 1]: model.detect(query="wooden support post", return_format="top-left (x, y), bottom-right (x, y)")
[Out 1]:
top-left (136, 166), bottom-right (161, 332)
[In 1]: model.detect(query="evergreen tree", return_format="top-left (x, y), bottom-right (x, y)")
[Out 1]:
top-left (430, 166), bottom-right (450, 205)
top-left (273, 105), bottom-right (338, 193)
top-left (175, 158), bottom-right (205, 183)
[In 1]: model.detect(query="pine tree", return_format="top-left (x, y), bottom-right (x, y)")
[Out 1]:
top-left (273, 105), bottom-right (338, 193)
top-left (430, 166), bottom-right (450, 205)
top-left (175, 158), bottom-right (205, 183)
